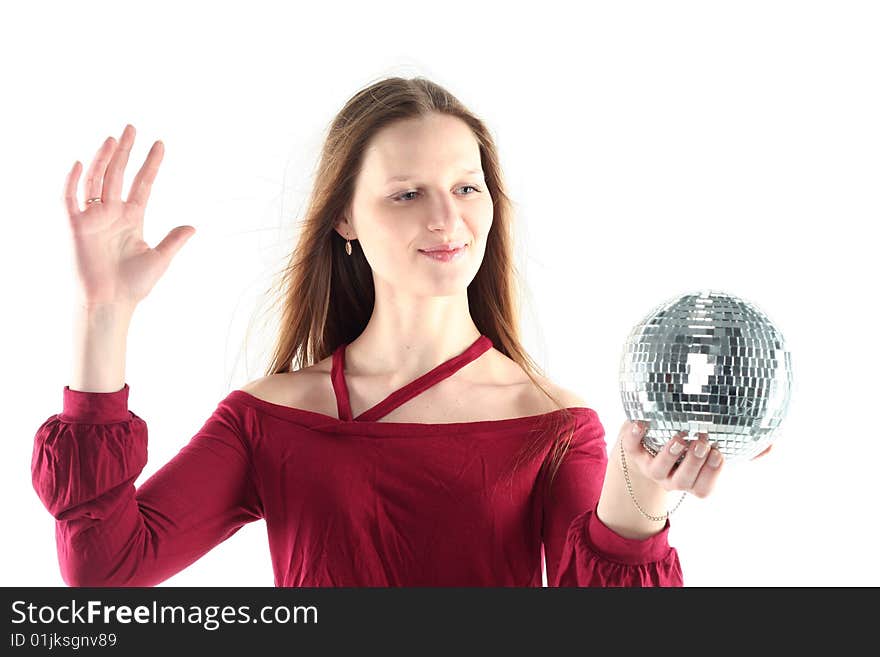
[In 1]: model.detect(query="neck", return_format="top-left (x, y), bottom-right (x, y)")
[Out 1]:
top-left (344, 293), bottom-right (483, 383)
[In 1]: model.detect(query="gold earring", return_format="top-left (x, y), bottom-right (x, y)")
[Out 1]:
top-left (345, 240), bottom-right (352, 256)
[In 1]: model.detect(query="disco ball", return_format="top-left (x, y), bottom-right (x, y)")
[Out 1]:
top-left (619, 289), bottom-right (793, 462)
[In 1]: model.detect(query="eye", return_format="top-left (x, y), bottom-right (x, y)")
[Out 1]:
top-left (393, 185), bottom-right (482, 202)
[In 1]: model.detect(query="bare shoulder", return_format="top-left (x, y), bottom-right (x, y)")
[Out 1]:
top-left (236, 374), bottom-right (286, 398)
top-left (236, 357), bottom-right (337, 416)
top-left (488, 348), bottom-right (589, 414)
top-left (527, 374), bottom-right (589, 411)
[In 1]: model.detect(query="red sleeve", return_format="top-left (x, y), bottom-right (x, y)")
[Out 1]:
top-left (542, 410), bottom-right (683, 587)
top-left (31, 384), bottom-right (263, 587)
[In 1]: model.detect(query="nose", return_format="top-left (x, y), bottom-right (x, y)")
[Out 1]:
top-left (426, 193), bottom-right (463, 232)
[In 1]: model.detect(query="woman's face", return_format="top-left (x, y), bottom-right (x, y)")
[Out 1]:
top-left (339, 112), bottom-right (493, 298)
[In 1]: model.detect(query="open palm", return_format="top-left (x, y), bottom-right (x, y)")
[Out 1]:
top-left (65, 124), bottom-right (195, 309)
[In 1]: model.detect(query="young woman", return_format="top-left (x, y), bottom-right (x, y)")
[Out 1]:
top-left (32, 77), bottom-right (736, 587)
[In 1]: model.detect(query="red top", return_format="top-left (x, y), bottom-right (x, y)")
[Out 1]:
top-left (31, 334), bottom-right (682, 587)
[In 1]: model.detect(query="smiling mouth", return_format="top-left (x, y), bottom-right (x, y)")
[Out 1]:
top-left (418, 241), bottom-right (468, 253)
top-left (418, 244), bottom-right (468, 261)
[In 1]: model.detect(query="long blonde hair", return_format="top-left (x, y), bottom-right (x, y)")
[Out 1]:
top-left (256, 76), bottom-right (579, 497)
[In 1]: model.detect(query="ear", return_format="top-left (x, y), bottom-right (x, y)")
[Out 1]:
top-left (333, 214), bottom-right (357, 240)
top-left (334, 216), bottom-right (355, 240)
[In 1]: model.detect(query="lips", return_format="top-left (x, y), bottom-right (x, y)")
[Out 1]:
top-left (418, 243), bottom-right (468, 262)
top-left (418, 241), bottom-right (468, 253)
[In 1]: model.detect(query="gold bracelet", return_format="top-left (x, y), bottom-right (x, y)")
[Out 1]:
top-left (619, 440), bottom-right (687, 522)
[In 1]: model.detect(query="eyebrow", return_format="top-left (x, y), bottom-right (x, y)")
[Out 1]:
top-left (385, 168), bottom-right (484, 183)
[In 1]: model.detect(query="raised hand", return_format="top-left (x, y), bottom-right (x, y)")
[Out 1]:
top-left (64, 124), bottom-right (196, 310)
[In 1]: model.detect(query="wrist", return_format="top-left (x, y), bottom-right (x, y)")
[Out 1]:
top-left (597, 437), bottom-right (676, 539)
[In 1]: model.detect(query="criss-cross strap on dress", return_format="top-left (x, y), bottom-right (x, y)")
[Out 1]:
top-left (331, 334), bottom-right (493, 422)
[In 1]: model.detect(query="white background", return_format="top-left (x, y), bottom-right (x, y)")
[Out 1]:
top-left (2, 0), bottom-right (877, 587)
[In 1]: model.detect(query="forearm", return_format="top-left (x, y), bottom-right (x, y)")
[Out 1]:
top-left (70, 303), bottom-right (135, 393)
top-left (596, 434), bottom-right (672, 540)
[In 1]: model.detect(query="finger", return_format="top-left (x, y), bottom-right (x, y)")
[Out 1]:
top-left (64, 160), bottom-right (83, 218)
top-left (103, 124), bottom-right (135, 202)
top-left (691, 447), bottom-right (724, 498)
top-left (751, 444), bottom-right (773, 460)
top-left (84, 136), bottom-right (117, 203)
top-left (647, 431), bottom-right (690, 480)
top-left (154, 225), bottom-right (196, 263)
top-left (669, 433), bottom-right (713, 490)
top-left (127, 139), bottom-right (164, 207)
top-left (620, 420), bottom-right (654, 472)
